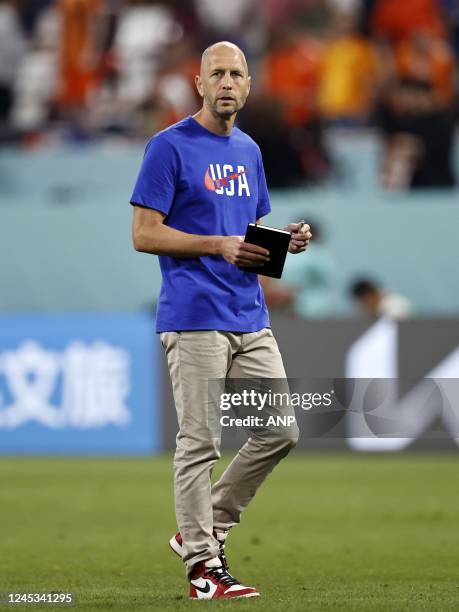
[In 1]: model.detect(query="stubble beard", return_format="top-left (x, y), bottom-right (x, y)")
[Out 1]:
top-left (216, 108), bottom-right (236, 120)
top-left (205, 95), bottom-right (245, 120)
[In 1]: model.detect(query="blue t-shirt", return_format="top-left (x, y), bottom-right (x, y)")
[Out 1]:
top-left (130, 116), bottom-right (272, 332)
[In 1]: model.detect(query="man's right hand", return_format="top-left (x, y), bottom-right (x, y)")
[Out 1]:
top-left (219, 236), bottom-right (270, 268)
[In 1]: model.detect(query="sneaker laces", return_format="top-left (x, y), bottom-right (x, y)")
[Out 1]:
top-left (205, 566), bottom-right (240, 587)
top-left (217, 540), bottom-right (229, 570)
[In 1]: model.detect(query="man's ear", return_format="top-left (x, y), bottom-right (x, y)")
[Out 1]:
top-left (195, 75), bottom-right (204, 97)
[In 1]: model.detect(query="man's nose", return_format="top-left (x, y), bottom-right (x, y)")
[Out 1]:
top-left (222, 72), bottom-right (232, 88)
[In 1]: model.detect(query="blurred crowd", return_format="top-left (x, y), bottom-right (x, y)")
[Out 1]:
top-left (0, 0), bottom-right (458, 188)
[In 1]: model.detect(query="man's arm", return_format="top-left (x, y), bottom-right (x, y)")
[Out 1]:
top-left (132, 206), bottom-right (270, 267)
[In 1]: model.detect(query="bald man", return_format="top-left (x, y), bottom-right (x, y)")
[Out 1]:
top-left (130, 42), bottom-right (311, 600)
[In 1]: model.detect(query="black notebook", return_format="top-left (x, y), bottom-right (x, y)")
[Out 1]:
top-left (238, 223), bottom-right (291, 279)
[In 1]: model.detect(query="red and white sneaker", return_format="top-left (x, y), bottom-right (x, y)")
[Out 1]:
top-left (169, 530), bottom-right (230, 569)
top-left (189, 559), bottom-right (260, 600)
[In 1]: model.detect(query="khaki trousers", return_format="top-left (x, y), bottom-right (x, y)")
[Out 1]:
top-left (160, 328), bottom-right (299, 577)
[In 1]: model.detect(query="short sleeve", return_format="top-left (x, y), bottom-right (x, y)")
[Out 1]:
top-left (130, 135), bottom-right (179, 215)
top-left (256, 148), bottom-right (271, 219)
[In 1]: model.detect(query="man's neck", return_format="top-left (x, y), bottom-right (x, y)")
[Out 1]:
top-left (192, 108), bottom-right (236, 136)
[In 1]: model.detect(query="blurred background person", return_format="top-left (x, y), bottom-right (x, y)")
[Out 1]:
top-left (259, 219), bottom-right (337, 318)
top-left (441, 0), bottom-right (459, 65)
top-left (377, 77), bottom-right (456, 190)
top-left (56, 0), bottom-right (107, 127)
top-left (113, 0), bottom-right (179, 111)
top-left (238, 95), bottom-right (308, 188)
top-left (371, 0), bottom-right (446, 44)
top-left (282, 219), bottom-right (338, 318)
top-left (394, 31), bottom-right (455, 107)
top-left (18, 0), bottom-right (55, 35)
top-left (350, 277), bottom-right (413, 319)
top-left (137, 36), bottom-right (201, 136)
top-left (317, 8), bottom-right (380, 126)
top-left (260, 24), bottom-right (330, 184)
top-left (0, 0), bottom-right (26, 136)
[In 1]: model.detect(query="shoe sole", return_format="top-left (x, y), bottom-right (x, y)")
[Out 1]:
top-left (189, 593), bottom-right (260, 600)
top-left (169, 535), bottom-right (183, 558)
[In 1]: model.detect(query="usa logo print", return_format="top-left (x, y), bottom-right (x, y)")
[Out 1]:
top-left (204, 164), bottom-right (250, 196)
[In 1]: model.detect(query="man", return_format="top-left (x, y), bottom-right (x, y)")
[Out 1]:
top-left (130, 41), bottom-right (311, 600)
top-left (351, 278), bottom-right (412, 320)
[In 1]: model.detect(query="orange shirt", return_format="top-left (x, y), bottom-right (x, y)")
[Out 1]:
top-left (372, 0), bottom-right (446, 42)
top-left (318, 36), bottom-right (377, 119)
top-left (264, 37), bottom-right (323, 126)
top-left (60, 0), bottom-right (104, 66)
top-left (58, 0), bottom-right (104, 106)
top-left (396, 37), bottom-right (455, 104)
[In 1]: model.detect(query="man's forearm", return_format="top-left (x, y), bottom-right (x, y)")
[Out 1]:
top-left (133, 222), bottom-right (223, 257)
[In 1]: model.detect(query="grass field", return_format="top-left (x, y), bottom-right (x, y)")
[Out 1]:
top-left (1, 453), bottom-right (458, 612)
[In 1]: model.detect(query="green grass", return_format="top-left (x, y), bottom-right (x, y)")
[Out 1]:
top-left (0, 453), bottom-right (458, 611)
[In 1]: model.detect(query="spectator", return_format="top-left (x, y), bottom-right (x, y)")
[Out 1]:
top-left (395, 32), bottom-right (455, 106)
top-left (194, 0), bottom-right (262, 55)
top-left (259, 0), bottom-right (301, 30)
top-left (143, 37), bottom-right (201, 134)
top-left (292, 0), bottom-right (334, 39)
top-left (0, 0), bottom-right (26, 126)
top-left (258, 220), bottom-right (338, 318)
top-left (11, 5), bottom-right (60, 134)
top-left (441, 0), bottom-right (459, 60)
top-left (113, 1), bottom-right (179, 107)
top-left (261, 27), bottom-right (330, 183)
top-left (263, 27), bottom-right (323, 128)
top-left (378, 77), bottom-right (456, 189)
top-left (281, 220), bottom-right (338, 318)
top-left (350, 278), bottom-right (413, 319)
top-left (318, 10), bottom-right (379, 123)
top-left (371, 0), bottom-right (446, 43)
top-left (57, 0), bottom-right (106, 113)
top-left (194, 0), bottom-right (255, 35)
top-left (238, 96), bottom-right (306, 187)
top-left (17, 0), bottom-right (54, 35)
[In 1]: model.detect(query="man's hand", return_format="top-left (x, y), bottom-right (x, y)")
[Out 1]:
top-left (284, 222), bottom-right (312, 254)
top-left (220, 236), bottom-right (270, 267)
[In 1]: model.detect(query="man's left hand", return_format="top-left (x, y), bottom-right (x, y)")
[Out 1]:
top-left (284, 222), bottom-right (312, 254)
